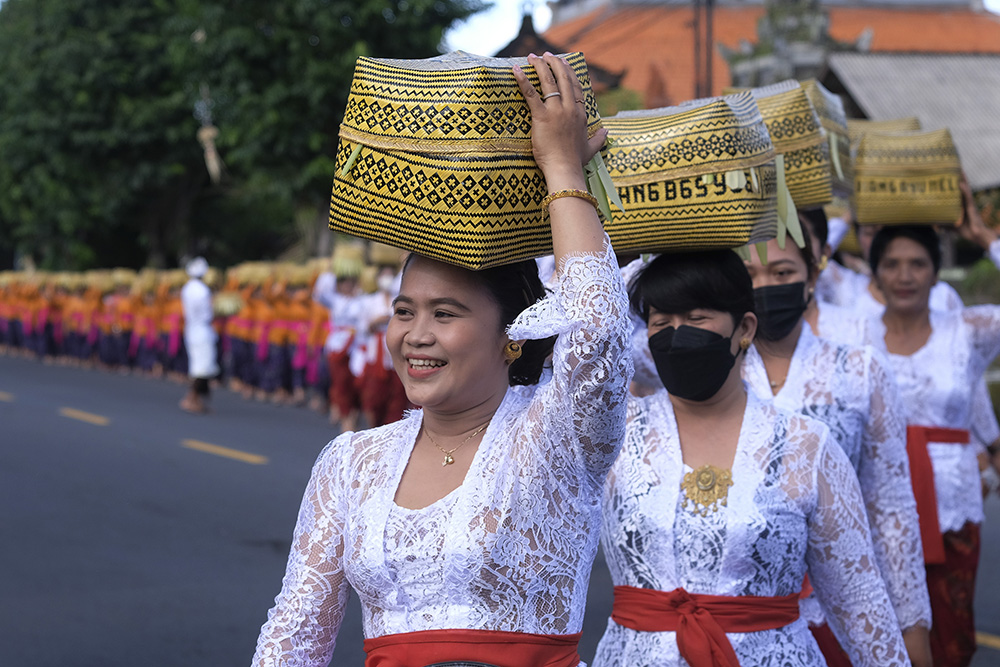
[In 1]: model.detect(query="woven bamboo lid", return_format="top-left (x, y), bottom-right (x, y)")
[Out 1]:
top-left (848, 117), bottom-right (921, 145)
top-left (339, 51), bottom-right (602, 156)
top-left (800, 79), bottom-right (852, 198)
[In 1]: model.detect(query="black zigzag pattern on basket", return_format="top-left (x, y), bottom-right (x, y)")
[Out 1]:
top-left (342, 54), bottom-right (600, 144)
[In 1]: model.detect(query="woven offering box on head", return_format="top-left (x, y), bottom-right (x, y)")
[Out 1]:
top-left (800, 80), bottom-right (852, 198)
top-left (853, 128), bottom-right (962, 226)
top-left (847, 117), bottom-right (921, 146)
top-left (742, 80), bottom-right (833, 209)
top-left (328, 51), bottom-right (603, 270)
top-left (601, 92), bottom-right (779, 253)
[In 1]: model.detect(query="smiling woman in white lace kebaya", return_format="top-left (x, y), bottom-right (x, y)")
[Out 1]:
top-left (594, 250), bottom-right (910, 667)
top-left (859, 178), bottom-right (1000, 667)
top-left (251, 53), bottom-right (633, 667)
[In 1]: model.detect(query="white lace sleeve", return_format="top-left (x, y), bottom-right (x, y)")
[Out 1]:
top-left (509, 238), bottom-right (633, 490)
top-left (807, 436), bottom-right (911, 666)
top-left (962, 305), bottom-right (1000, 379)
top-left (971, 378), bottom-right (1000, 452)
top-left (856, 349), bottom-right (930, 631)
top-left (989, 238), bottom-right (1000, 269)
top-left (252, 437), bottom-right (351, 667)
top-left (629, 323), bottom-right (661, 395)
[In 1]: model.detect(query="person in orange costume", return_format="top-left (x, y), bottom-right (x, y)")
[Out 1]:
top-left (258, 276), bottom-right (290, 403)
top-left (228, 273), bottom-right (258, 397)
top-left (282, 270), bottom-right (315, 406)
top-left (130, 274), bottom-right (162, 376)
top-left (79, 277), bottom-right (104, 369)
top-left (157, 277), bottom-right (187, 381)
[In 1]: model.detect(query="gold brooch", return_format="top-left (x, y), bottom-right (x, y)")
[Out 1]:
top-left (681, 464), bottom-right (733, 516)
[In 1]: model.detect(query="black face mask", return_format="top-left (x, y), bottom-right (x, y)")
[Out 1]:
top-left (648, 325), bottom-right (738, 402)
top-left (753, 282), bottom-right (808, 342)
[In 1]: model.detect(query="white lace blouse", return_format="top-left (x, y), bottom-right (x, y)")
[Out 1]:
top-left (594, 390), bottom-right (910, 667)
top-left (864, 304), bottom-right (1000, 532)
top-left (252, 241), bottom-right (633, 666)
top-left (743, 327), bottom-right (930, 631)
top-left (858, 240), bottom-right (1000, 532)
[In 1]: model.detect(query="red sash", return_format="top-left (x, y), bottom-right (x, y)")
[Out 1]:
top-left (905, 425), bottom-right (969, 565)
top-left (363, 628), bottom-right (582, 667)
top-left (612, 586), bottom-right (800, 667)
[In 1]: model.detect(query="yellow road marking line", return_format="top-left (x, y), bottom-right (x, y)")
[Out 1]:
top-left (0, 391), bottom-right (13, 402)
top-left (181, 439), bottom-right (268, 465)
top-left (979, 632), bottom-right (1000, 651)
top-left (58, 407), bottom-right (110, 426)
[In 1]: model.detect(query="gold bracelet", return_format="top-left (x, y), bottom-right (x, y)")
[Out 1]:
top-left (542, 188), bottom-right (599, 215)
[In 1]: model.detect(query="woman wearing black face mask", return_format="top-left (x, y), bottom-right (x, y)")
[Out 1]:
top-left (742, 222), bottom-right (932, 667)
top-left (594, 250), bottom-right (909, 667)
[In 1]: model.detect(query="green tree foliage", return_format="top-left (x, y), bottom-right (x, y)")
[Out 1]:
top-left (0, 0), bottom-right (485, 270)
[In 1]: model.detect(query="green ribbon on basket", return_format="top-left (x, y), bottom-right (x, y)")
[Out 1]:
top-left (734, 241), bottom-right (769, 265)
top-left (586, 153), bottom-right (625, 222)
top-left (755, 241), bottom-right (769, 264)
top-left (775, 154), bottom-right (805, 250)
top-left (829, 134), bottom-right (844, 181)
top-left (340, 143), bottom-right (364, 178)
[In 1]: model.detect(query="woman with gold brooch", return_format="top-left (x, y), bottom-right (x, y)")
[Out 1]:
top-left (593, 250), bottom-right (910, 667)
top-left (252, 52), bottom-right (632, 667)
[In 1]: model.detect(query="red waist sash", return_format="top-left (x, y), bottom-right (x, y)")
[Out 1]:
top-left (905, 425), bottom-right (969, 565)
top-left (363, 628), bottom-right (582, 667)
top-left (612, 586), bottom-right (800, 667)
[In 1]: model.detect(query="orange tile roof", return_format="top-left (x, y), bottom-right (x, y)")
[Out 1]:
top-left (544, 6), bottom-right (1000, 107)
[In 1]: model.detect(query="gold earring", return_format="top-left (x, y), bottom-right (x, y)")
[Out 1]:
top-left (504, 341), bottom-right (522, 363)
top-left (739, 338), bottom-right (751, 351)
top-left (818, 255), bottom-right (829, 271)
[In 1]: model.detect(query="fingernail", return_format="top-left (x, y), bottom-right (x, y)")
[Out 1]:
top-left (513, 65), bottom-right (521, 74)
top-left (527, 53), bottom-right (537, 58)
top-left (543, 51), bottom-right (553, 57)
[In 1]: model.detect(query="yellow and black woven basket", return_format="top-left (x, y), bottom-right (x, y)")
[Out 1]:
top-left (601, 92), bottom-right (778, 253)
top-left (847, 117), bottom-right (921, 146)
top-left (328, 51), bottom-right (603, 270)
top-left (800, 80), bottom-right (852, 199)
top-left (853, 128), bottom-right (962, 226)
top-left (741, 80), bottom-right (833, 209)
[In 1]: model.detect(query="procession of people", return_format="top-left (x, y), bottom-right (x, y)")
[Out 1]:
top-left (0, 244), bottom-right (413, 426)
top-left (2, 48), bottom-right (999, 667)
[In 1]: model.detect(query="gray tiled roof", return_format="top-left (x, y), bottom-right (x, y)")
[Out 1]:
top-left (827, 52), bottom-right (1000, 190)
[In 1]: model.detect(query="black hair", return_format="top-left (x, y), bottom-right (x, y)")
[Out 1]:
top-left (798, 207), bottom-right (828, 252)
top-left (401, 255), bottom-right (553, 386)
top-left (790, 215), bottom-right (818, 280)
top-left (629, 249), bottom-right (755, 325)
top-left (869, 225), bottom-right (942, 275)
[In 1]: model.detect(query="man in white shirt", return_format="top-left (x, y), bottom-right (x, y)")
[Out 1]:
top-left (180, 257), bottom-right (219, 414)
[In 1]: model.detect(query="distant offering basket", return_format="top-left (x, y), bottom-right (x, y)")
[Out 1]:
top-left (853, 129), bottom-right (962, 226)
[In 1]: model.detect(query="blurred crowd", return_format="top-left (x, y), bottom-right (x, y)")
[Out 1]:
top-left (0, 241), bottom-right (412, 429)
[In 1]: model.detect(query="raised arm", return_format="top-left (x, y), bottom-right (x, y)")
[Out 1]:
top-left (806, 434), bottom-right (911, 667)
top-left (514, 53), bottom-right (607, 263)
top-left (252, 439), bottom-right (351, 667)
top-left (509, 54), bottom-right (632, 486)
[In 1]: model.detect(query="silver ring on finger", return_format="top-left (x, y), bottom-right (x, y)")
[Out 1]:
top-left (542, 91), bottom-right (562, 100)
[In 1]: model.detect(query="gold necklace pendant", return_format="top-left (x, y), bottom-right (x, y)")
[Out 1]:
top-left (681, 464), bottom-right (733, 517)
top-left (423, 420), bottom-right (491, 468)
